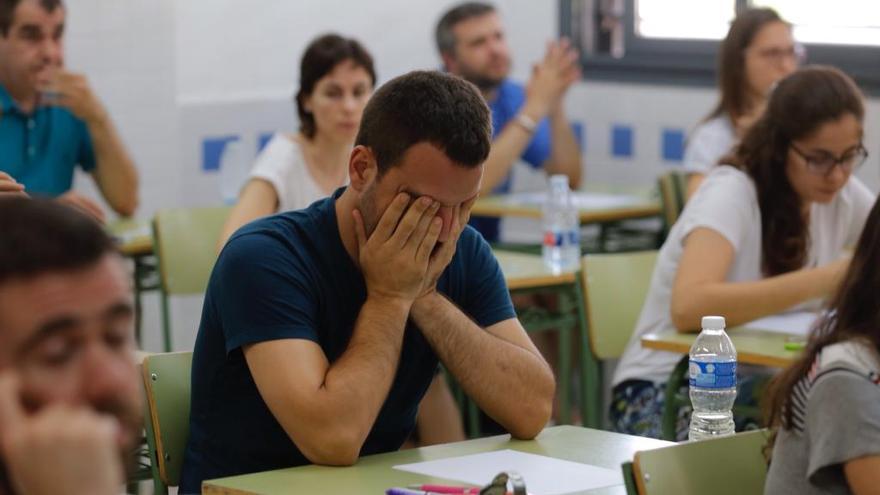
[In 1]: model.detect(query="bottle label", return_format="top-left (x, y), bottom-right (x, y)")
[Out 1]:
top-left (689, 360), bottom-right (737, 389)
top-left (542, 230), bottom-right (578, 247)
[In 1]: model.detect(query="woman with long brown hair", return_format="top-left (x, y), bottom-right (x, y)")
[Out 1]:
top-left (765, 195), bottom-right (880, 494)
top-left (611, 66), bottom-right (874, 440)
top-left (683, 7), bottom-right (802, 197)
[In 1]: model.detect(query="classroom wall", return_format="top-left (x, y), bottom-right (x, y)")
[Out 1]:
top-left (62, 0), bottom-right (880, 351)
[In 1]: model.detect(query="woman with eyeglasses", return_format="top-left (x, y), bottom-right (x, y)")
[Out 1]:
top-left (683, 8), bottom-right (803, 197)
top-left (610, 66), bottom-right (874, 440)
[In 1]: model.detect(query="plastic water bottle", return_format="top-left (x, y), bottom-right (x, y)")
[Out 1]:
top-left (218, 140), bottom-right (249, 205)
top-left (688, 315), bottom-right (737, 441)
top-left (542, 174), bottom-right (580, 274)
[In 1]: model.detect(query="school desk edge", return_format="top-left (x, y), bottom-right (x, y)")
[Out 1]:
top-left (201, 425), bottom-right (672, 495)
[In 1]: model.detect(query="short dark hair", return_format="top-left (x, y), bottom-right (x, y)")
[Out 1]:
top-left (295, 33), bottom-right (376, 139)
top-left (435, 2), bottom-right (496, 56)
top-left (0, 0), bottom-right (62, 36)
top-left (355, 70), bottom-right (491, 175)
top-left (0, 198), bottom-right (117, 286)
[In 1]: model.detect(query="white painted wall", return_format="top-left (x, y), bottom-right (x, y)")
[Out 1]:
top-left (60, 0), bottom-right (880, 351)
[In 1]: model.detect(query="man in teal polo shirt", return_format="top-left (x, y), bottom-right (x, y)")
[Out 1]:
top-left (0, 0), bottom-right (138, 221)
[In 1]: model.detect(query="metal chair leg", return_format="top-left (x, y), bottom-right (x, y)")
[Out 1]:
top-left (661, 355), bottom-right (690, 440)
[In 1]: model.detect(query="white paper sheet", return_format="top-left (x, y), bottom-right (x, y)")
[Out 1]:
top-left (743, 311), bottom-right (819, 337)
top-left (112, 224), bottom-right (152, 244)
top-left (503, 191), bottom-right (644, 210)
top-left (393, 449), bottom-right (621, 495)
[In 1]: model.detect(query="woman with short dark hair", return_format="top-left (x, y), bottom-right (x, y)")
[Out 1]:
top-left (219, 33), bottom-right (375, 245)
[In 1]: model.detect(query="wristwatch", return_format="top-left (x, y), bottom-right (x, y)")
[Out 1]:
top-left (514, 113), bottom-right (537, 134)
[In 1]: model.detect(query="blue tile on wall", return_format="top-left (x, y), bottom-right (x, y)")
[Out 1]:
top-left (202, 135), bottom-right (240, 172)
top-left (257, 132), bottom-right (274, 153)
top-left (611, 125), bottom-right (633, 158)
top-left (662, 128), bottom-right (685, 162)
top-left (571, 121), bottom-right (586, 152)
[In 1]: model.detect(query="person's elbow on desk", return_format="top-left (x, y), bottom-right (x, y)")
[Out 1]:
top-left (296, 426), bottom-right (364, 467)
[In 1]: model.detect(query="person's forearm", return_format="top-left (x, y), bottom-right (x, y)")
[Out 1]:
top-left (217, 179), bottom-right (279, 251)
top-left (671, 265), bottom-right (840, 332)
top-left (87, 112), bottom-right (139, 216)
top-left (686, 173), bottom-right (705, 200)
top-left (264, 295), bottom-right (412, 465)
top-left (546, 108), bottom-right (582, 188)
top-left (312, 296), bottom-right (411, 454)
top-left (480, 122), bottom-right (536, 196)
top-left (410, 293), bottom-right (554, 439)
top-left (479, 98), bottom-right (551, 196)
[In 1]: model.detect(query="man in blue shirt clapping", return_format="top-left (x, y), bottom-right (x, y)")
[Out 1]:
top-left (436, 2), bottom-right (583, 243)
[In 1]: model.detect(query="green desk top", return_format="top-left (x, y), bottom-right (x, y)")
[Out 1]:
top-left (203, 425), bottom-right (671, 495)
top-left (494, 249), bottom-right (577, 291)
top-left (107, 217), bottom-right (153, 257)
top-left (472, 186), bottom-right (660, 224)
top-left (642, 326), bottom-right (802, 368)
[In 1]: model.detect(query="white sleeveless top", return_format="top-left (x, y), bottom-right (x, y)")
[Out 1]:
top-left (249, 133), bottom-right (347, 212)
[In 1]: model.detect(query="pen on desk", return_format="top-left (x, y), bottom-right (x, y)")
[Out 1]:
top-left (408, 485), bottom-right (481, 494)
top-left (387, 488), bottom-right (438, 495)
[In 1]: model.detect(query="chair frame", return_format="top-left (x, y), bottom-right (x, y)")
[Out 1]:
top-left (141, 351), bottom-right (193, 494)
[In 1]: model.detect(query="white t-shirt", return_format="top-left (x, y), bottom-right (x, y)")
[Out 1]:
top-left (249, 133), bottom-right (344, 212)
top-left (613, 165), bottom-right (876, 385)
top-left (682, 115), bottom-right (737, 174)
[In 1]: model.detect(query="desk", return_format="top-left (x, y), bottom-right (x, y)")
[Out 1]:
top-left (108, 218), bottom-right (153, 257)
top-left (493, 250), bottom-right (589, 427)
top-left (494, 250), bottom-right (577, 291)
top-left (641, 327), bottom-right (800, 368)
top-left (202, 425), bottom-right (671, 495)
top-left (642, 325), bottom-right (801, 440)
top-left (108, 218), bottom-right (158, 344)
top-left (472, 188), bottom-right (660, 225)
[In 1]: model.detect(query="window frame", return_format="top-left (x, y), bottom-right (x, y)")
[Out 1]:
top-left (560, 0), bottom-right (880, 94)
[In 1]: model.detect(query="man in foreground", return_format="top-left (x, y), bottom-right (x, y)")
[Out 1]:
top-left (181, 70), bottom-right (555, 491)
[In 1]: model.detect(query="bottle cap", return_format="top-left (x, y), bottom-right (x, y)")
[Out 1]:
top-left (701, 316), bottom-right (726, 330)
top-left (549, 174), bottom-right (569, 188)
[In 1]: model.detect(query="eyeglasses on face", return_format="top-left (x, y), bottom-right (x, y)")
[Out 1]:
top-left (752, 43), bottom-right (806, 65)
top-left (790, 142), bottom-right (869, 176)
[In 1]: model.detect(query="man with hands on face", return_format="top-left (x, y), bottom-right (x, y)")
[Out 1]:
top-left (436, 2), bottom-right (582, 242)
top-left (179, 71), bottom-right (555, 492)
top-left (0, 0), bottom-right (139, 222)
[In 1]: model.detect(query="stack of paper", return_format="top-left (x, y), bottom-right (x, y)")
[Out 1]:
top-left (394, 449), bottom-right (622, 495)
top-left (503, 192), bottom-right (643, 210)
top-left (743, 311), bottom-right (819, 337)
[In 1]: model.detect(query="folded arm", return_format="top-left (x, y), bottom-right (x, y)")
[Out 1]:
top-left (671, 228), bottom-right (846, 332)
top-left (243, 296), bottom-right (410, 466)
top-left (410, 293), bottom-right (555, 439)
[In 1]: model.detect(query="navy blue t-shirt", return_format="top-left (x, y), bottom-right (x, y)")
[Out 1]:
top-left (179, 189), bottom-right (516, 492)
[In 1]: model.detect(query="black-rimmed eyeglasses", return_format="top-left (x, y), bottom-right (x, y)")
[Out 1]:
top-left (790, 143), bottom-right (868, 176)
